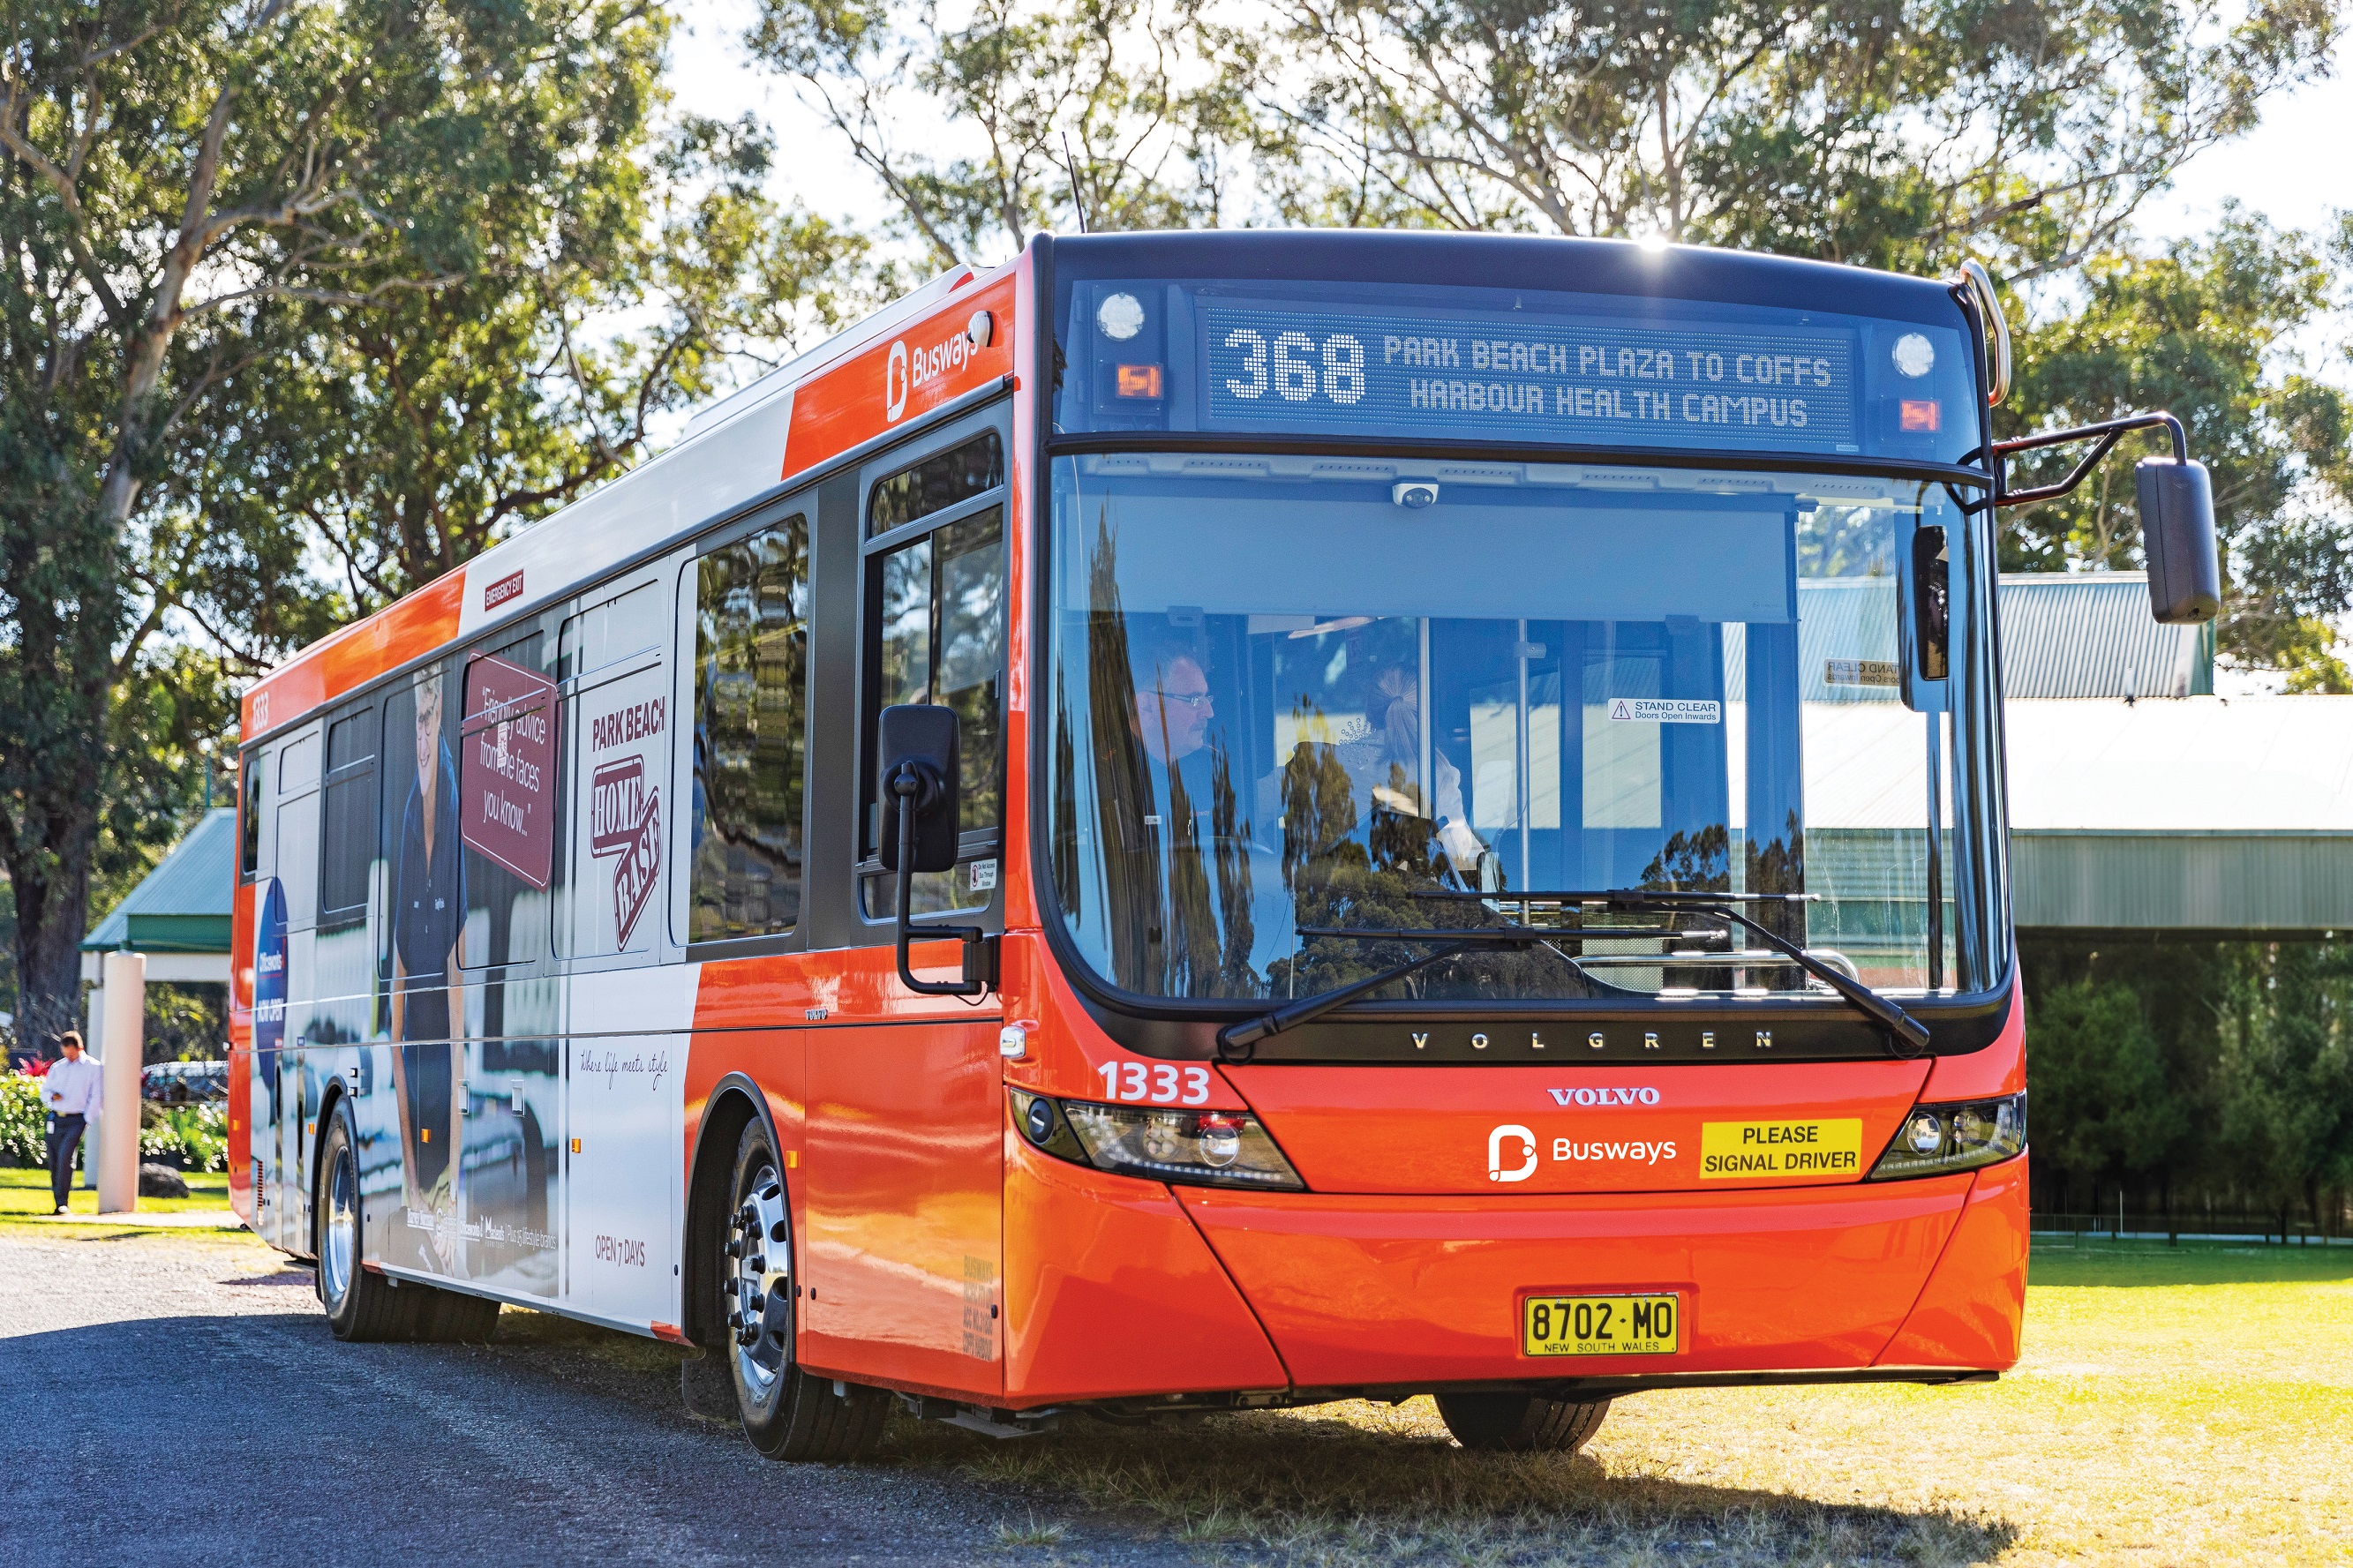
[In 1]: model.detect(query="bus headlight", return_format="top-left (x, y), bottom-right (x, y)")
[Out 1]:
top-left (1010, 1089), bottom-right (1305, 1190)
top-left (1866, 1092), bottom-right (2026, 1181)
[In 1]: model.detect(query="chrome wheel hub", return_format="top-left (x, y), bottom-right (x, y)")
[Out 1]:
top-left (323, 1140), bottom-right (357, 1309)
top-left (727, 1165), bottom-right (792, 1391)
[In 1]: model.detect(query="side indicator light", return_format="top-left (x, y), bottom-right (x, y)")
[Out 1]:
top-left (1899, 399), bottom-right (1941, 431)
top-left (1116, 364), bottom-right (1164, 399)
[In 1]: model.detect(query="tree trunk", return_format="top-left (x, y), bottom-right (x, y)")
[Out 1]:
top-left (6, 818), bottom-right (96, 1052)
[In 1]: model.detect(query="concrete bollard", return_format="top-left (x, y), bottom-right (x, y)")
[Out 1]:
top-left (97, 950), bottom-right (147, 1212)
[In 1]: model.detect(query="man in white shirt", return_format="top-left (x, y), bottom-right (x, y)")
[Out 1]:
top-left (42, 1031), bottom-right (102, 1214)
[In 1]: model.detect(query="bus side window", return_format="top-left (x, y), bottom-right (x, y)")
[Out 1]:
top-left (688, 514), bottom-right (809, 942)
top-left (861, 428), bottom-right (1007, 919)
top-left (319, 707), bottom-right (380, 928)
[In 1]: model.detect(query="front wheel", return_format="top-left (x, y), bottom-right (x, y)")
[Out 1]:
top-left (313, 1099), bottom-right (500, 1344)
top-left (316, 1104), bottom-right (417, 1341)
top-left (1435, 1392), bottom-right (1612, 1453)
top-left (722, 1120), bottom-right (888, 1461)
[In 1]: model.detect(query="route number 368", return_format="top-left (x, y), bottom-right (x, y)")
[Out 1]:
top-left (1098, 1061), bottom-right (1214, 1105)
top-left (1223, 329), bottom-right (1366, 405)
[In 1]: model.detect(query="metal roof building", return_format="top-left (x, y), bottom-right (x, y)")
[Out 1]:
top-left (79, 807), bottom-right (237, 965)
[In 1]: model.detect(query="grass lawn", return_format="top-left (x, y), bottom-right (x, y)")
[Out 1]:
top-left (864, 1238), bottom-right (2353, 1566)
top-left (0, 1165), bottom-right (237, 1231)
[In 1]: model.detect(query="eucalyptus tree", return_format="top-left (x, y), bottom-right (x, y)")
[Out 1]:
top-left (1234, 0), bottom-right (2338, 274)
top-left (746, 0), bottom-right (1239, 264)
top-left (2002, 211), bottom-right (2353, 686)
top-left (0, 0), bottom-right (671, 1041)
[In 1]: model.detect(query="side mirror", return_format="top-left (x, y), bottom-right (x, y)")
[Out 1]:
top-left (2136, 457), bottom-right (2221, 625)
top-left (877, 704), bottom-right (961, 873)
top-left (876, 703), bottom-right (989, 997)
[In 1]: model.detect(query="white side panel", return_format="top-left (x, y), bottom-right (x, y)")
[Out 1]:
top-left (561, 963), bottom-right (697, 1329)
top-left (451, 387), bottom-right (793, 645)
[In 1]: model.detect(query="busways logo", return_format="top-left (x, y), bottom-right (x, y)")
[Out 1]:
top-left (1488, 1124), bottom-right (1538, 1182)
top-left (1488, 1117), bottom-right (1680, 1180)
top-left (884, 319), bottom-right (985, 423)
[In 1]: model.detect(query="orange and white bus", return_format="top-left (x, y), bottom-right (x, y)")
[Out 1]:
top-left (228, 232), bottom-right (2216, 1458)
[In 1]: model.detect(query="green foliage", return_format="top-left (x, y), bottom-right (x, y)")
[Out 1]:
top-left (2212, 943), bottom-right (2353, 1214)
top-left (4, 0), bottom-right (871, 1044)
top-left (140, 1100), bottom-right (228, 1173)
top-left (2001, 210), bottom-right (2353, 682)
top-left (140, 982), bottom-right (226, 1065)
top-left (1221, 0), bottom-right (2338, 273)
top-left (2023, 937), bottom-right (2353, 1227)
top-left (748, 0), bottom-right (1237, 263)
top-left (0, 1074), bottom-right (44, 1167)
top-left (2025, 978), bottom-right (2191, 1180)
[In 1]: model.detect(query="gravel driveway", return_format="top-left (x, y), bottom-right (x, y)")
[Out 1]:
top-left (0, 1228), bottom-right (1199, 1568)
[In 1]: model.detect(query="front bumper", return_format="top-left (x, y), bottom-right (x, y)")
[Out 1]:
top-left (1002, 1137), bottom-right (2028, 1404)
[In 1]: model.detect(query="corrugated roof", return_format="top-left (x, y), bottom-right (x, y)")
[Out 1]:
top-left (1734, 572), bottom-right (2208, 707)
top-left (1996, 573), bottom-right (2209, 699)
top-left (81, 808), bottom-right (237, 953)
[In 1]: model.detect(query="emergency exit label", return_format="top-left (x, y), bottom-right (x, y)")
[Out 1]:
top-left (1698, 1118), bottom-right (1863, 1180)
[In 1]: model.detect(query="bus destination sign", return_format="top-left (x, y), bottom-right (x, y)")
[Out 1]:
top-left (1197, 304), bottom-right (1858, 454)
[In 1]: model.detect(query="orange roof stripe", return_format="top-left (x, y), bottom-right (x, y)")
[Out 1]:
top-left (241, 568), bottom-right (467, 741)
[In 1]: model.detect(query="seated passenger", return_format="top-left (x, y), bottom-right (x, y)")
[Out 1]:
top-left (1259, 657), bottom-right (1484, 874)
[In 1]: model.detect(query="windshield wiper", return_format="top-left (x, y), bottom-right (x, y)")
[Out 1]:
top-left (1216, 928), bottom-right (1541, 1061)
top-left (1595, 890), bottom-right (1930, 1055)
top-left (1408, 888), bottom-right (1932, 1056)
top-left (1216, 893), bottom-right (1932, 1062)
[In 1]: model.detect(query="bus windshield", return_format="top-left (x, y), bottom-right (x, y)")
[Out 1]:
top-left (1045, 453), bottom-right (1995, 1009)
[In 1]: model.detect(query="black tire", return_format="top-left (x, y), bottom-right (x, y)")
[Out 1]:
top-left (412, 1286), bottom-right (501, 1344)
top-left (316, 1103), bottom-right (423, 1342)
top-left (720, 1120), bottom-right (889, 1461)
top-left (1435, 1392), bottom-right (1612, 1453)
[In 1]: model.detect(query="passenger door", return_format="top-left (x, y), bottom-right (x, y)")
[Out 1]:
top-left (559, 571), bottom-right (687, 1325)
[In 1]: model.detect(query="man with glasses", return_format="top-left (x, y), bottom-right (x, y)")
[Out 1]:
top-left (1132, 645), bottom-right (1216, 769)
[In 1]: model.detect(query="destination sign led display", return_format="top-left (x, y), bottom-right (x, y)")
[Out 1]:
top-left (1196, 303), bottom-right (1859, 453)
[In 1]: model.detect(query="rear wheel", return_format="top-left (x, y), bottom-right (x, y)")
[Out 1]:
top-left (316, 1104), bottom-right (420, 1341)
top-left (722, 1120), bottom-right (888, 1461)
top-left (1435, 1392), bottom-right (1612, 1453)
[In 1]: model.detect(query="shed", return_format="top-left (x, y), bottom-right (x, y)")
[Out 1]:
top-left (79, 807), bottom-right (237, 981)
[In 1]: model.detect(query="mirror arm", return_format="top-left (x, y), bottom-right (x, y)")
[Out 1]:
top-left (1991, 411), bottom-right (2187, 508)
top-left (891, 770), bottom-right (989, 998)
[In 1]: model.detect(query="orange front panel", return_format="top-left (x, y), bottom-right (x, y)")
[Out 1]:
top-left (1229, 1060), bottom-right (1932, 1195)
top-left (1878, 1154), bottom-right (2029, 1369)
top-left (1183, 1176), bottom-right (1973, 1386)
top-left (802, 1017), bottom-right (1005, 1399)
top-left (1918, 989), bottom-right (2026, 1101)
top-left (1003, 1136), bottom-right (1289, 1403)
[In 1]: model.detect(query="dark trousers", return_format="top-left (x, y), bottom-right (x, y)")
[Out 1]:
top-left (45, 1114), bottom-right (86, 1210)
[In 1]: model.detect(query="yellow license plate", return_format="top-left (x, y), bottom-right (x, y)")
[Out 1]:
top-left (1522, 1294), bottom-right (1680, 1356)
